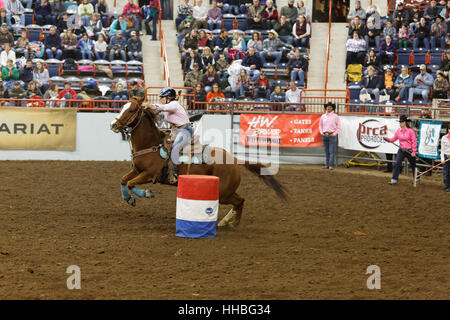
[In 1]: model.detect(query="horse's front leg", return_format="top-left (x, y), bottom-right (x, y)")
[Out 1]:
top-left (121, 170), bottom-right (138, 206)
top-left (127, 171), bottom-right (154, 199)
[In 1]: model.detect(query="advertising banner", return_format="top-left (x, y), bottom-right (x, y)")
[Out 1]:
top-left (240, 114), bottom-right (322, 147)
top-left (338, 116), bottom-right (400, 153)
top-left (417, 121), bottom-right (442, 159)
top-left (0, 107), bottom-right (77, 150)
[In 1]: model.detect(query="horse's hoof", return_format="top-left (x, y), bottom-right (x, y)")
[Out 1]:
top-left (127, 197), bottom-right (136, 207)
top-left (144, 189), bottom-right (153, 198)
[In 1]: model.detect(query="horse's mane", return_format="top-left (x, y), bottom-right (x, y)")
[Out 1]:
top-left (130, 97), bottom-right (166, 140)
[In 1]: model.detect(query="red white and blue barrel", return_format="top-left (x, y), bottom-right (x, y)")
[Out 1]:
top-left (176, 175), bottom-right (219, 238)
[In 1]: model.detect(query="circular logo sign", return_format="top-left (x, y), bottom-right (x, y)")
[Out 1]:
top-left (205, 207), bottom-right (214, 215)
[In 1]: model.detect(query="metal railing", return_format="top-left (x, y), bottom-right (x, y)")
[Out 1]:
top-left (0, 98), bottom-right (128, 111)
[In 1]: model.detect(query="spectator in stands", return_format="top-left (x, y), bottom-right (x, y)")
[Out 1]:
top-left (35, 0), bottom-right (53, 26)
top-left (78, 0), bottom-right (94, 26)
top-left (51, 0), bottom-right (66, 26)
top-left (43, 84), bottom-right (59, 107)
top-left (184, 50), bottom-right (203, 73)
top-left (241, 47), bottom-right (262, 83)
top-left (86, 14), bottom-right (104, 40)
top-left (192, 0), bottom-right (208, 29)
top-left (110, 82), bottom-right (129, 107)
top-left (109, 16), bottom-right (127, 37)
top-left (382, 66), bottom-right (396, 101)
top-left (203, 64), bottom-right (219, 93)
top-left (408, 64), bottom-right (434, 102)
top-left (96, 0), bottom-right (110, 28)
top-left (398, 23), bottom-right (411, 49)
top-left (0, 23), bottom-right (14, 48)
top-left (246, 32), bottom-right (263, 53)
top-left (127, 31), bottom-right (142, 61)
top-left (207, 82), bottom-right (225, 102)
top-left (292, 14), bottom-right (310, 48)
top-left (319, 102), bottom-right (341, 170)
top-left (379, 34), bottom-right (397, 65)
top-left (280, 0), bottom-right (298, 24)
top-left (65, 0), bottom-right (78, 14)
top-left (128, 80), bottom-right (145, 98)
top-left (57, 12), bottom-right (70, 34)
top-left (394, 65), bottom-right (413, 102)
top-left (201, 47), bottom-right (215, 68)
top-left (94, 34), bottom-right (107, 60)
top-left (287, 48), bottom-right (307, 86)
top-left (19, 59), bottom-right (33, 87)
top-left (240, 0), bottom-right (253, 15)
top-left (213, 29), bottom-right (231, 60)
top-left (27, 80), bottom-right (42, 98)
top-left (0, 43), bottom-right (14, 67)
top-left (184, 62), bottom-right (203, 87)
top-left (0, 9), bottom-right (12, 31)
top-left (285, 81), bottom-right (301, 111)
top-left (207, 0), bottom-right (222, 30)
top-left (33, 60), bottom-right (49, 94)
top-left (123, 0), bottom-right (142, 30)
top-left (253, 71), bottom-right (268, 99)
top-left (198, 30), bottom-right (213, 52)
top-left (58, 82), bottom-right (79, 105)
top-left (382, 19), bottom-right (396, 39)
top-left (109, 30), bottom-right (127, 61)
top-left (181, 30), bottom-right (199, 59)
top-left (78, 33), bottom-right (94, 60)
top-left (274, 16), bottom-right (293, 46)
top-left (296, 1), bottom-right (310, 21)
top-left (408, 4), bottom-right (422, 31)
top-left (430, 15), bottom-right (447, 50)
top-left (5, 0), bottom-right (24, 25)
top-left (215, 53), bottom-right (229, 80)
top-left (393, 2), bottom-right (409, 30)
top-left (62, 29), bottom-right (80, 60)
top-left (440, 1), bottom-right (450, 20)
top-left (0, 79), bottom-right (8, 100)
top-left (264, 0), bottom-right (278, 29)
top-left (177, 15), bottom-right (194, 47)
top-left (413, 17), bottom-right (430, 50)
top-left (366, 4), bottom-right (380, 29)
top-left (125, 10), bottom-right (140, 38)
top-left (432, 71), bottom-right (449, 99)
top-left (14, 30), bottom-right (28, 59)
top-left (424, 0), bottom-right (440, 22)
top-left (247, 0), bottom-right (265, 30)
top-left (269, 85), bottom-right (285, 110)
top-left (363, 48), bottom-right (381, 70)
top-left (348, 15), bottom-right (366, 39)
top-left (439, 49), bottom-right (450, 79)
top-left (2, 59), bottom-right (19, 90)
top-left (223, 0), bottom-right (240, 16)
top-left (347, 0), bottom-right (366, 22)
top-left (9, 80), bottom-right (26, 104)
top-left (176, 0), bottom-right (193, 29)
top-left (359, 65), bottom-right (382, 103)
top-left (194, 83), bottom-right (206, 105)
top-left (365, 16), bottom-right (380, 49)
top-left (345, 31), bottom-right (366, 66)
top-left (235, 68), bottom-right (250, 99)
top-left (229, 31), bottom-right (246, 60)
top-left (44, 26), bottom-right (63, 60)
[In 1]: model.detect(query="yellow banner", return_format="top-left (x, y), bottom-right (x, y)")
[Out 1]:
top-left (0, 107), bottom-right (77, 150)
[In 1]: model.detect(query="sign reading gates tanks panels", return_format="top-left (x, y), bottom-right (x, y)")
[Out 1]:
top-left (338, 116), bottom-right (401, 154)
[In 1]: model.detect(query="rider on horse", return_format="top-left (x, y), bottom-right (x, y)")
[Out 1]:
top-left (149, 87), bottom-right (193, 184)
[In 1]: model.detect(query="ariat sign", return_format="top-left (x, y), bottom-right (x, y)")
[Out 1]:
top-left (338, 116), bottom-right (400, 153)
top-left (0, 107), bottom-right (77, 150)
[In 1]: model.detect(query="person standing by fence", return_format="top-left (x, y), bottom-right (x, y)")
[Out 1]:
top-left (384, 115), bottom-right (417, 185)
top-left (441, 124), bottom-right (450, 192)
top-left (319, 102), bottom-right (341, 170)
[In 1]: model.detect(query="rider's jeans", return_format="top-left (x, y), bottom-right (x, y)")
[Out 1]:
top-left (171, 125), bottom-right (193, 172)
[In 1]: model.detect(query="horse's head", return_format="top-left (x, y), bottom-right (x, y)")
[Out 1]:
top-left (110, 96), bottom-right (145, 133)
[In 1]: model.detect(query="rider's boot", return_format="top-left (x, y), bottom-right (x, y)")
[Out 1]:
top-left (167, 161), bottom-right (178, 185)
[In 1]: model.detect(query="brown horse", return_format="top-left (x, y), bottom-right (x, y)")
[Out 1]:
top-left (110, 97), bottom-right (287, 227)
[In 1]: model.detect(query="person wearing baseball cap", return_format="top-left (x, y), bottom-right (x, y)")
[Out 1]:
top-left (408, 64), bottom-right (434, 103)
top-left (126, 29), bottom-right (142, 61)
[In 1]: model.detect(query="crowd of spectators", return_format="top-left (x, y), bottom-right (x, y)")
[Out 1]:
top-left (0, 0), bottom-right (152, 106)
top-left (177, 0), bottom-right (311, 109)
top-left (346, 0), bottom-right (450, 105)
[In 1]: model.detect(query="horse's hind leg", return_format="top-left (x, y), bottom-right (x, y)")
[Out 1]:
top-left (218, 193), bottom-right (245, 228)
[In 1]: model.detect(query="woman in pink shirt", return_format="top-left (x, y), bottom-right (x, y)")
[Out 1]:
top-left (384, 115), bottom-right (417, 185)
top-left (150, 87), bottom-right (192, 184)
top-left (319, 102), bottom-right (341, 170)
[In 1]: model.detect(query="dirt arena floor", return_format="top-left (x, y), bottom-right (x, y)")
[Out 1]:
top-left (0, 161), bottom-right (449, 300)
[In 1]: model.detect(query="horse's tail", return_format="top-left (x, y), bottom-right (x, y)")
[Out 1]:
top-left (244, 162), bottom-right (289, 202)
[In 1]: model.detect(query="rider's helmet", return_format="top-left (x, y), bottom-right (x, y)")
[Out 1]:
top-left (158, 87), bottom-right (176, 99)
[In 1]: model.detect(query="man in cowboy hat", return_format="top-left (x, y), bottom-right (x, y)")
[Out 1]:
top-left (260, 29), bottom-right (292, 65)
top-left (319, 102), bottom-right (341, 170)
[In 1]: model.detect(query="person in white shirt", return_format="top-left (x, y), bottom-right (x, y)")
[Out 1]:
top-left (0, 43), bottom-right (15, 67)
top-left (192, 0), bottom-right (208, 29)
top-left (285, 81), bottom-right (303, 111)
top-left (441, 125), bottom-right (450, 191)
